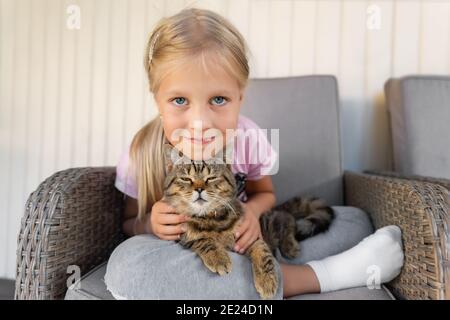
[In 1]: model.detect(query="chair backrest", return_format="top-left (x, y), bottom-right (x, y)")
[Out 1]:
top-left (385, 75), bottom-right (450, 180)
top-left (240, 75), bottom-right (343, 206)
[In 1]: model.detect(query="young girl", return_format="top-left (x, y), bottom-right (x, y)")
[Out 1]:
top-left (115, 8), bottom-right (403, 298)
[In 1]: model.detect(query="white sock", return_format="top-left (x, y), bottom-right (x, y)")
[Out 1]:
top-left (306, 225), bottom-right (404, 293)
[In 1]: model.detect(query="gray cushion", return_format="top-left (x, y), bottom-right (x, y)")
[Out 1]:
top-left (385, 75), bottom-right (450, 179)
top-left (64, 262), bottom-right (395, 300)
top-left (241, 76), bottom-right (343, 206)
top-left (65, 206), bottom-right (394, 300)
top-left (288, 285), bottom-right (395, 300)
top-left (64, 262), bottom-right (115, 300)
top-left (104, 234), bottom-right (284, 300)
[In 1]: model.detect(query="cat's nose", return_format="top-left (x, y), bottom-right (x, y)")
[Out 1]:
top-left (196, 188), bottom-right (203, 194)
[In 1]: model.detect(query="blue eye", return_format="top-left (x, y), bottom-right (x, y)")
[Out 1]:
top-left (172, 97), bottom-right (187, 106)
top-left (212, 96), bottom-right (228, 106)
top-left (170, 96), bottom-right (228, 107)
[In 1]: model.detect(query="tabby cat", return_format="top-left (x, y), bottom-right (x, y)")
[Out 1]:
top-left (161, 143), bottom-right (334, 299)
top-left (259, 196), bottom-right (334, 259)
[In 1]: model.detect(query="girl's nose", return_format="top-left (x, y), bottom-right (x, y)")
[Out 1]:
top-left (188, 107), bottom-right (213, 131)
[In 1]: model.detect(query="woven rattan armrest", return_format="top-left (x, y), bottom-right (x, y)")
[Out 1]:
top-left (15, 167), bottom-right (126, 300)
top-left (364, 170), bottom-right (450, 192)
top-left (344, 171), bottom-right (449, 300)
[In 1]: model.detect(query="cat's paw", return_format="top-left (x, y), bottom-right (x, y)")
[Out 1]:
top-left (254, 268), bottom-right (278, 300)
top-left (202, 251), bottom-right (232, 276)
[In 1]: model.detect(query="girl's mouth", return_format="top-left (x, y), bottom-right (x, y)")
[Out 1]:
top-left (187, 136), bottom-right (216, 145)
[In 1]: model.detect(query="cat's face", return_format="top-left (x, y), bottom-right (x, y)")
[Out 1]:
top-left (163, 143), bottom-right (236, 217)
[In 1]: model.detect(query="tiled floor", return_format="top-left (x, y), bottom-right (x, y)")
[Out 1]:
top-left (0, 279), bottom-right (15, 300)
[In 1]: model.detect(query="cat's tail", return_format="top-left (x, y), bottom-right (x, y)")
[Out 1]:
top-left (276, 196), bottom-right (334, 241)
top-left (295, 208), bottom-right (334, 240)
top-left (293, 199), bottom-right (334, 241)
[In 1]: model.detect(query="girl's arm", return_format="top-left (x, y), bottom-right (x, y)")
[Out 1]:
top-left (244, 175), bottom-right (276, 218)
top-left (233, 175), bottom-right (276, 253)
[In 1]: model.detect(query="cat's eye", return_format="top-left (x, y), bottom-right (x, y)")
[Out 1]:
top-left (205, 177), bottom-right (219, 184)
top-left (179, 177), bottom-right (193, 183)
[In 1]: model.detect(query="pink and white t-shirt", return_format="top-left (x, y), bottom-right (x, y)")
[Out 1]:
top-left (114, 114), bottom-right (278, 202)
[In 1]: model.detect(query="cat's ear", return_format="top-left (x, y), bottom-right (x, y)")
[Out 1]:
top-left (163, 143), bottom-right (191, 173)
top-left (163, 143), bottom-right (176, 173)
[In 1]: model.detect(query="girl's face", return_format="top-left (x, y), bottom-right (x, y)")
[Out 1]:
top-left (155, 58), bottom-right (244, 161)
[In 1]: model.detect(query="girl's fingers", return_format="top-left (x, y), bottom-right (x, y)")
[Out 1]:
top-left (234, 228), bottom-right (255, 253)
top-left (160, 223), bottom-right (186, 236)
top-left (159, 212), bottom-right (190, 225)
top-left (235, 218), bottom-right (249, 238)
top-left (161, 234), bottom-right (181, 241)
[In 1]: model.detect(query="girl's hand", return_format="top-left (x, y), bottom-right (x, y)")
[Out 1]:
top-left (234, 202), bottom-right (262, 254)
top-left (149, 200), bottom-right (191, 240)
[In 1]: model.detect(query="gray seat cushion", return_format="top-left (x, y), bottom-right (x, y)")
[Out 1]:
top-left (64, 262), bottom-right (394, 300)
top-left (65, 262), bottom-right (115, 300)
top-left (288, 285), bottom-right (395, 300)
top-left (65, 206), bottom-right (395, 300)
top-left (385, 75), bottom-right (450, 179)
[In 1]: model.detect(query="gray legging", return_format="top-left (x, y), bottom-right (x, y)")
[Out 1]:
top-left (104, 206), bottom-right (374, 300)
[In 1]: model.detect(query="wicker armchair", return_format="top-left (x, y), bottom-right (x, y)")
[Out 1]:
top-left (14, 167), bottom-right (126, 300)
top-left (365, 170), bottom-right (450, 192)
top-left (345, 170), bottom-right (449, 300)
top-left (14, 167), bottom-right (449, 300)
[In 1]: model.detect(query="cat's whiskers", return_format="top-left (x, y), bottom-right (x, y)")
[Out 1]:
top-left (207, 194), bottom-right (239, 217)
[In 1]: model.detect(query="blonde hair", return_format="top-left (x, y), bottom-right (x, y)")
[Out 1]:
top-left (130, 7), bottom-right (251, 221)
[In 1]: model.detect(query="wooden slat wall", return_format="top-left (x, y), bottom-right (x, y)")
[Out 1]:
top-left (0, 0), bottom-right (449, 279)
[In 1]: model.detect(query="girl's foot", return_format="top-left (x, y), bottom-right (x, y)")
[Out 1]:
top-left (306, 225), bottom-right (404, 292)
